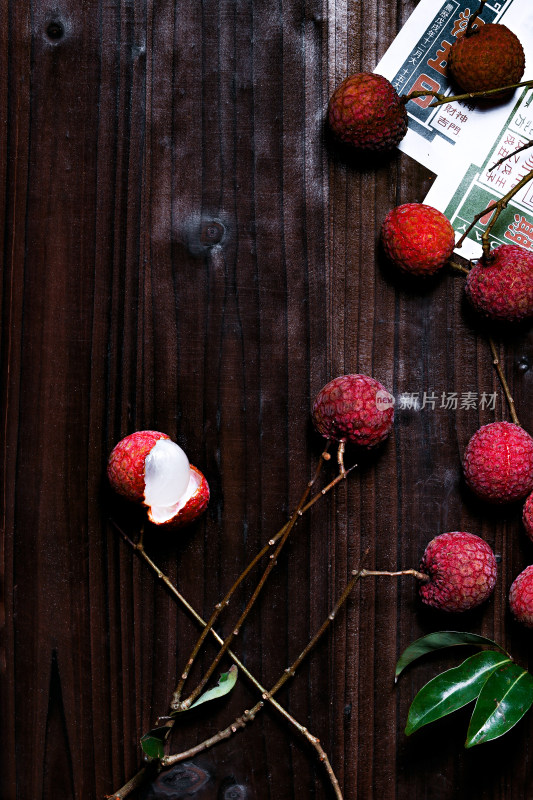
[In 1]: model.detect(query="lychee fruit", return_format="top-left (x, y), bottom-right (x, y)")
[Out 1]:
top-left (381, 203), bottom-right (455, 276)
top-left (447, 23), bottom-right (525, 97)
top-left (419, 532), bottom-right (497, 612)
top-left (107, 431), bottom-right (209, 528)
top-left (327, 73), bottom-right (408, 151)
top-left (523, 492), bottom-right (533, 542)
top-left (463, 421), bottom-right (533, 503)
top-left (465, 245), bottom-right (533, 322)
top-left (509, 565), bottom-right (533, 627)
top-left (312, 374), bottom-right (394, 448)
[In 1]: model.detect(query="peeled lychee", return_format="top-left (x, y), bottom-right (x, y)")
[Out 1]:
top-left (108, 431), bottom-right (209, 527)
top-left (447, 23), bottom-right (525, 97)
top-left (463, 421), bottom-right (533, 503)
top-left (509, 565), bottom-right (533, 627)
top-left (465, 245), bottom-right (533, 322)
top-left (312, 374), bottom-right (394, 448)
top-left (327, 73), bottom-right (408, 151)
top-left (419, 532), bottom-right (497, 612)
top-left (523, 492), bottom-right (533, 542)
top-left (381, 203), bottom-right (455, 276)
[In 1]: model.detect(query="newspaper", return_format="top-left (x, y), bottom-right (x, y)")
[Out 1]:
top-left (375, 0), bottom-right (533, 259)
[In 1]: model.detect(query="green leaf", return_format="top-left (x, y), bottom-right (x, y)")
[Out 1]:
top-left (466, 662), bottom-right (533, 747)
top-left (396, 631), bottom-right (507, 681)
top-left (405, 650), bottom-right (511, 736)
top-left (140, 724), bottom-right (172, 760)
top-left (188, 664), bottom-right (238, 710)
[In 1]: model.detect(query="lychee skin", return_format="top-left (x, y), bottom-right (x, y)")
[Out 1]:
top-left (107, 430), bottom-right (170, 502)
top-left (463, 421), bottom-right (533, 504)
top-left (419, 532), bottom-right (497, 612)
top-left (523, 492), bottom-right (533, 542)
top-left (312, 374), bottom-right (394, 448)
top-left (509, 565), bottom-right (533, 627)
top-left (327, 73), bottom-right (408, 151)
top-left (447, 23), bottom-right (525, 96)
top-left (465, 245), bottom-right (533, 322)
top-left (151, 465), bottom-right (210, 529)
top-left (381, 203), bottom-right (455, 276)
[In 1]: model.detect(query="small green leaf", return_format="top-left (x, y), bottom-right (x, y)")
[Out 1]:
top-left (140, 725), bottom-right (171, 760)
top-left (405, 650), bottom-right (511, 736)
top-left (396, 631), bottom-right (507, 681)
top-left (189, 664), bottom-right (238, 710)
top-left (466, 662), bottom-right (533, 747)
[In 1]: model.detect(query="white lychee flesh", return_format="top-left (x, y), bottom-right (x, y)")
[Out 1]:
top-left (144, 438), bottom-right (191, 522)
top-left (148, 468), bottom-right (203, 525)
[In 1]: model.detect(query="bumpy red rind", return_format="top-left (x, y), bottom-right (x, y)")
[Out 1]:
top-left (381, 203), bottom-right (455, 276)
top-left (419, 531), bottom-right (497, 612)
top-left (448, 23), bottom-right (525, 96)
top-left (327, 73), bottom-right (408, 151)
top-left (107, 430), bottom-right (170, 502)
top-left (312, 374), bottom-right (394, 448)
top-left (465, 245), bottom-right (533, 322)
top-left (463, 421), bottom-right (533, 503)
top-left (509, 565), bottom-right (533, 627)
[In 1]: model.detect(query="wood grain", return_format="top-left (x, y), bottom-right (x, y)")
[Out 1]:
top-left (2, 1), bottom-right (533, 798)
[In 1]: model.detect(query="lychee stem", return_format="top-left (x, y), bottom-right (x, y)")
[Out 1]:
top-left (464, 0), bottom-right (487, 37)
top-left (171, 443), bottom-right (344, 711)
top-left (402, 79), bottom-right (533, 110)
top-left (360, 568), bottom-right (429, 582)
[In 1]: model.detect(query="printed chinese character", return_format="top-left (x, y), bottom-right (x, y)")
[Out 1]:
top-left (422, 391), bottom-right (438, 410)
top-left (504, 214), bottom-right (533, 250)
top-left (398, 393), bottom-right (420, 411)
top-left (440, 392), bottom-right (458, 410)
top-left (460, 392), bottom-right (478, 410)
top-left (479, 392), bottom-right (497, 411)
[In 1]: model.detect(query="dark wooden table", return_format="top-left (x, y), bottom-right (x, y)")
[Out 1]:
top-left (3, 2), bottom-right (533, 798)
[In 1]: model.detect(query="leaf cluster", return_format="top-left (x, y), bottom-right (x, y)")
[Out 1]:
top-left (397, 632), bottom-right (533, 747)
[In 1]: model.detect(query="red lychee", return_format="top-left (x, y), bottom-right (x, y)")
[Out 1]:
top-left (523, 492), bottom-right (533, 542)
top-left (465, 245), bottom-right (533, 322)
top-left (108, 431), bottom-right (209, 527)
top-left (419, 532), bottom-right (497, 612)
top-left (312, 374), bottom-right (394, 448)
top-left (463, 421), bottom-right (533, 503)
top-left (327, 73), bottom-right (408, 151)
top-left (381, 203), bottom-right (455, 276)
top-left (447, 23), bottom-right (525, 97)
top-left (509, 565), bottom-right (533, 627)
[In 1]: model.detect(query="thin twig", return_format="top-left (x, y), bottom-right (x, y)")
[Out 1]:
top-left (403, 79), bottom-right (533, 110)
top-left (105, 767), bottom-right (155, 799)
top-left (455, 168), bottom-right (533, 257)
top-left (172, 443), bottom-right (332, 707)
top-left (487, 336), bottom-right (520, 425)
top-left (489, 139), bottom-right (533, 171)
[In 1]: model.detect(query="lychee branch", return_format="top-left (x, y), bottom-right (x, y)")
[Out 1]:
top-left (171, 445), bottom-right (334, 706)
top-left (161, 564), bottom-right (369, 800)
top-left (171, 443), bottom-right (353, 712)
top-left (359, 568), bottom-right (429, 582)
